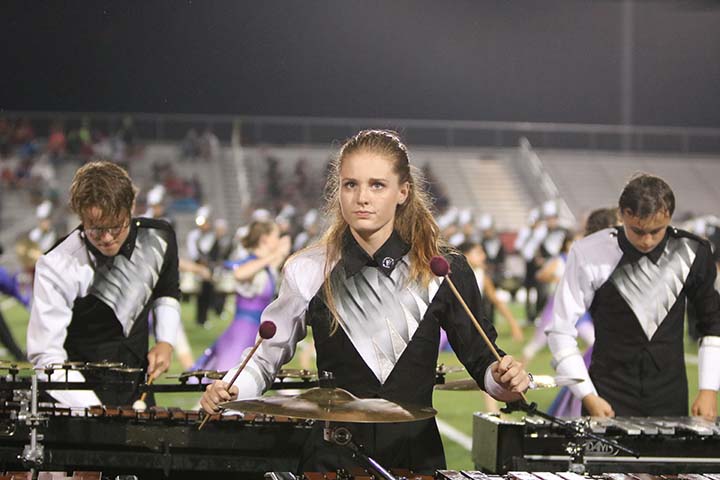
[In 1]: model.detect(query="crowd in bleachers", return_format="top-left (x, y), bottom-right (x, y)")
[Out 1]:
top-left (180, 128), bottom-right (220, 161)
top-left (0, 119), bottom-right (219, 234)
top-left (0, 117), bottom-right (140, 230)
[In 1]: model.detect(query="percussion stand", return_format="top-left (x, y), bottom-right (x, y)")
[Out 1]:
top-left (323, 421), bottom-right (397, 480)
top-left (16, 373), bottom-right (48, 476)
top-left (501, 400), bottom-right (639, 474)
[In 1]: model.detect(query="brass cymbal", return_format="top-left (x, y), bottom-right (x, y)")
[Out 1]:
top-left (0, 361), bottom-right (34, 371)
top-left (221, 387), bottom-right (437, 423)
top-left (86, 361), bottom-right (125, 369)
top-left (47, 362), bottom-right (87, 370)
top-left (167, 370), bottom-right (227, 380)
top-left (530, 375), bottom-right (584, 390)
top-left (111, 367), bottom-right (145, 374)
top-left (434, 379), bottom-right (480, 391)
top-left (434, 375), bottom-right (584, 391)
top-left (435, 364), bottom-right (464, 375)
top-left (275, 368), bottom-right (317, 380)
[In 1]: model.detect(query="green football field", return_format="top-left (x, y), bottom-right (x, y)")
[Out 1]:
top-left (0, 297), bottom-right (715, 470)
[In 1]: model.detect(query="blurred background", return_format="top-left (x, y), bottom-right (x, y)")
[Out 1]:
top-left (1, 0), bottom-right (719, 470)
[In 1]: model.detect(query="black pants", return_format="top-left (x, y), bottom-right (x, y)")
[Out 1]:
top-left (196, 280), bottom-right (215, 326)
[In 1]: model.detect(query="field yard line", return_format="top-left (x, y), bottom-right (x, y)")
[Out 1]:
top-left (436, 417), bottom-right (472, 451)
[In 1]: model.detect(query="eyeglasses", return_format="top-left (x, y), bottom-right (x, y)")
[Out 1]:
top-left (84, 221), bottom-right (130, 239)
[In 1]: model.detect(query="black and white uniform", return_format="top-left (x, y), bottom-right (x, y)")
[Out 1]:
top-left (482, 234), bottom-right (505, 323)
top-left (186, 226), bottom-right (216, 325)
top-left (515, 223), bottom-right (547, 321)
top-left (547, 227), bottom-right (720, 416)
top-left (27, 218), bottom-right (181, 407)
top-left (223, 231), bottom-right (514, 472)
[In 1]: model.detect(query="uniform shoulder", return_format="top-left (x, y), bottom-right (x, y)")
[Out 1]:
top-left (669, 226), bottom-right (708, 245)
top-left (575, 227), bottom-right (618, 248)
top-left (44, 229), bottom-right (83, 258)
top-left (570, 227), bottom-right (622, 262)
top-left (39, 230), bottom-right (85, 272)
top-left (286, 244), bottom-right (327, 272)
top-left (282, 245), bottom-right (328, 299)
top-left (435, 248), bottom-right (474, 278)
top-left (135, 217), bottom-right (175, 233)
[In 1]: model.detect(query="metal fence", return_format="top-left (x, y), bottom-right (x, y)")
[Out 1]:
top-left (3, 111), bottom-right (720, 153)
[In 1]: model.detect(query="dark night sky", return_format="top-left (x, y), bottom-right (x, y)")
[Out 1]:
top-left (2, 0), bottom-right (719, 126)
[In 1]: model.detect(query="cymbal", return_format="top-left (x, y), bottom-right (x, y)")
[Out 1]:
top-left (48, 361), bottom-right (87, 370)
top-left (530, 375), bottom-right (584, 389)
top-left (435, 364), bottom-right (464, 375)
top-left (167, 370), bottom-right (227, 380)
top-left (434, 375), bottom-right (584, 391)
top-left (275, 368), bottom-right (317, 380)
top-left (86, 361), bottom-right (125, 369)
top-left (111, 367), bottom-right (145, 374)
top-left (221, 387), bottom-right (437, 423)
top-left (434, 379), bottom-right (480, 391)
top-left (0, 361), bottom-right (34, 371)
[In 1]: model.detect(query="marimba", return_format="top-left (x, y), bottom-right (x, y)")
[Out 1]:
top-left (0, 403), bottom-right (313, 479)
top-left (472, 413), bottom-right (720, 474)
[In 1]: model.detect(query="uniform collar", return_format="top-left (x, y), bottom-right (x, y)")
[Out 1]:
top-left (81, 219), bottom-right (138, 264)
top-left (342, 229), bottom-right (410, 278)
top-left (616, 225), bottom-right (669, 264)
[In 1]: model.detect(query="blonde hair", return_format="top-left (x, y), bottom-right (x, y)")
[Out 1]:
top-left (70, 161), bottom-right (137, 221)
top-left (317, 129), bottom-right (443, 333)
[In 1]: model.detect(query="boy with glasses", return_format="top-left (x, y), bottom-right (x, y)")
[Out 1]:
top-left (27, 161), bottom-right (181, 407)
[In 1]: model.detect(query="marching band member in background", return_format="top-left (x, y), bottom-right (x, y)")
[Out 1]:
top-left (192, 219), bottom-right (290, 372)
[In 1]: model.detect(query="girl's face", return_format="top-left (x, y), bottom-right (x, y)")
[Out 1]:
top-left (339, 151), bottom-right (409, 245)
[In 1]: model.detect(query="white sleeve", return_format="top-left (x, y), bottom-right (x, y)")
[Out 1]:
top-left (546, 246), bottom-right (598, 400)
top-left (698, 336), bottom-right (720, 391)
top-left (224, 256), bottom-right (316, 398)
top-left (514, 227), bottom-right (529, 252)
top-left (27, 255), bottom-right (102, 407)
top-left (186, 230), bottom-right (200, 261)
top-left (483, 365), bottom-right (521, 402)
top-left (152, 297), bottom-right (181, 346)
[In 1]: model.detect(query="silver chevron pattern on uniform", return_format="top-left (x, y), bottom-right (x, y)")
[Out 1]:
top-left (89, 229), bottom-right (168, 336)
top-left (332, 256), bottom-right (430, 384)
top-left (611, 237), bottom-right (698, 340)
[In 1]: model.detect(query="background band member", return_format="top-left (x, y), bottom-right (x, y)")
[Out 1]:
top-left (186, 205), bottom-right (216, 327)
top-left (29, 200), bottom-right (58, 254)
top-left (547, 174), bottom-right (720, 418)
top-left (193, 219), bottom-right (291, 372)
top-left (27, 161), bottom-right (181, 407)
top-left (201, 130), bottom-right (529, 472)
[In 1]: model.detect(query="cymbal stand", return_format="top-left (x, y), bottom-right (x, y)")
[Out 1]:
top-left (323, 422), bottom-right (397, 480)
top-left (501, 400), bottom-right (639, 474)
top-left (15, 373), bottom-right (47, 476)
